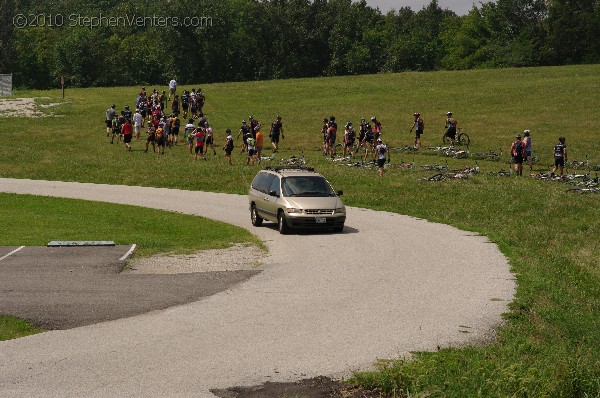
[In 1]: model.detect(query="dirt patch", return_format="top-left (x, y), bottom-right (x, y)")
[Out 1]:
top-left (212, 377), bottom-right (381, 398)
top-left (126, 243), bottom-right (266, 274)
top-left (0, 97), bottom-right (63, 118)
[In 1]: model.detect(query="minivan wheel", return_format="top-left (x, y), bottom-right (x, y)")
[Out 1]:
top-left (251, 204), bottom-right (263, 226)
top-left (278, 211), bottom-right (289, 234)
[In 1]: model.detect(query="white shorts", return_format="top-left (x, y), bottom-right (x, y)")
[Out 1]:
top-left (135, 124), bottom-right (141, 133)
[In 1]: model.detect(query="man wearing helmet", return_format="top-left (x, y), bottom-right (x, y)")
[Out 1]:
top-left (343, 121), bottom-right (356, 158)
top-left (409, 112), bottom-right (424, 149)
top-left (237, 120), bottom-right (252, 154)
top-left (445, 112), bottom-right (457, 145)
top-left (269, 115), bottom-right (284, 153)
top-left (374, 138), bottom-right (390, 177)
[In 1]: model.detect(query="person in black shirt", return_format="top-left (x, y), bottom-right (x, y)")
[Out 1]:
top-left (551, 136), bottom-right (568, 176)
top-left (270, 115), bottom-right (284, 153)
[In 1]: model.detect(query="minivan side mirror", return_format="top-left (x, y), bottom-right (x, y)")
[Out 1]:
top-left (337, 190), bottom-right (344, 196)
top-left (269, 190), bottom-right (279, 197)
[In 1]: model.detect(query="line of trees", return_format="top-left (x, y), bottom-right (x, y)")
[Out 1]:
top-left (1, 0), bottom-right (599, 89)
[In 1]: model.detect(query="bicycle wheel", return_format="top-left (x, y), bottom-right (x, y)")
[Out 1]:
top-left (458, 133), bottom-right (470, 146)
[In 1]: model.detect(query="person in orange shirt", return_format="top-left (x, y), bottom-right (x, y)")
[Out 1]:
top-left (255, 129), bottom-right (264, 163)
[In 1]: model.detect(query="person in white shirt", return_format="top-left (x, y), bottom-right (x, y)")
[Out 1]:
top-left (133, 110), bottom-right (144, 141)
top-left (168, 78), bottom-right (177, 103)
top-left (374, 138), bottom-right (391, 177)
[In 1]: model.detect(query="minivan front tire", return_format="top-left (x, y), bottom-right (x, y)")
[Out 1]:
top-left (251, 204), bottom-right (263, 226)
top-left (278, 211), bottom-right (289, 234)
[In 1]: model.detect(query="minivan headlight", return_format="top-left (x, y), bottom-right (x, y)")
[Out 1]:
top-left (335, 206), bottom-right (346, 214)
top-left (286, 208), bottom-right (302, 213)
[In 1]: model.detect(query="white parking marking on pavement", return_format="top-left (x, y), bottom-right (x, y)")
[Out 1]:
top-left (0, 246), bottom-right (25, 261)
top-left (119, 244), bottom-right (137, 261)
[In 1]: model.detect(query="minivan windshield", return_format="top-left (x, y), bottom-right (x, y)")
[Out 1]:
top-left (282, 176), bottom-right (336, 197)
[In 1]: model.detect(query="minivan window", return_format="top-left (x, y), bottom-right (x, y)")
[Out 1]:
top-left (252, 172), bottom-right (277, 194)
top-left (268, 176), bottom-right (281, 196)
top-left (282, 176), bottom-right (335, 197)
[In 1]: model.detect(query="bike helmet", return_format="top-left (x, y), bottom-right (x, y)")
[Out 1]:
top-left (371, 116), bottom-right (376, 121)
top-left (523, 130), bottom-right (530, 136)
top-left (414, 112), bottom-right (420, 116)
top-left (226, 128), bottom-right (231, 133)
top-left (377, 138), bottom-right (382, 143)
top-left (447, 111), bottom-right (452, 116)
top-left (323, 118), bottom-right (328, 123)
top-left (242, 120), bottom-right (246, 124)
top-left (516, 134), bottom-right (521, 139)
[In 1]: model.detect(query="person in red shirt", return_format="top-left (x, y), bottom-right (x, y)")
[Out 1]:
top-left (122, 118), bottom-right (133, 151)
top-left (193, 127), bottom-right (207, 160)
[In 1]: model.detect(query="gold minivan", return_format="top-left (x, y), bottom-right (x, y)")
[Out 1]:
top-left (248, 167), bottom-right (346, 234)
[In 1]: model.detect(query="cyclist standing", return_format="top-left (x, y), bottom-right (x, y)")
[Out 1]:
top-left (237, 120), bottom-right (251, 154)
top-left (445, 112), bottom-right (457, 145)
top-left (510, 134), bottom-right (526, 176)
top-left (343, 121), bottom-right (356, 158)
top-left (185, 119), bottom-right (196, 155)
top-left (522, 130), bottom-right (533, 171)
top-left (105, 104), bottom-right (116, 136)
top-left (371, 116), bottom-right (382, 141)
top-left (551, 136), bottom-right (568, 176)
top-left (374, 138), bottom-right (391, 177)
top-left (409, 112), bottom-right (424, 149)
top-left (224, 129), bottom-right (234, 165)
top-left (321, 118), bottom-right (329, 155)
top-left (181, 90), bottom-right (189, 118)
top-left (269, 115), bottom-right (284, 153)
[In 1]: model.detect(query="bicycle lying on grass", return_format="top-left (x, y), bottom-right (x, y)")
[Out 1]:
top-left (425, 146), bottom-right (469, 159)
top-left (487, 169), bottom-right (512, 177)
top-left (420, 166), bottom-right (480, 181)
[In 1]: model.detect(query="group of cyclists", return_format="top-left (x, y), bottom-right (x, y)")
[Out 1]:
top-left (105, 90), bottom-right (569, 177)
top-left (104, 85), bottom-right (286, 165)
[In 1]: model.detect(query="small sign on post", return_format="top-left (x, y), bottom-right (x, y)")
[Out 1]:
top-left (60, 75), bottom-right (65, 99)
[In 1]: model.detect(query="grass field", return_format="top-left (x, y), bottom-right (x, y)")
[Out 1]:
top-left (1, 65), bottom-right (599, 396)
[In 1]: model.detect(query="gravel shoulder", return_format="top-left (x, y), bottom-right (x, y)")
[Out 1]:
top-left (0, 178), bottom-right (515, 398)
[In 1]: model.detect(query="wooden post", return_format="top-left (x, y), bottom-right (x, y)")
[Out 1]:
top-left (61, 76), bottom-right (65, 99)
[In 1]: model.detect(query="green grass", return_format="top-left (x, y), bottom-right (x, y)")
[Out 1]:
top-left (2, 65), bottom-right (600, 396)
top-left (0, 316), bottom-right (44, 341)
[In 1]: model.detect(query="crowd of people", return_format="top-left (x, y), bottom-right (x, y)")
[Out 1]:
top-left (105, 83), bottom-right (569, 177)
top-left (104, 80), bottom-right (286, 165)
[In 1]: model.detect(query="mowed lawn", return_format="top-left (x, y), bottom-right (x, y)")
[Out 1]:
top-left (1, 65), bottom-right (599, 396)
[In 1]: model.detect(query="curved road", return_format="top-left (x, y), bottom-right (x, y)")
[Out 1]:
top-left (0, 178), bottom-right (515, 397)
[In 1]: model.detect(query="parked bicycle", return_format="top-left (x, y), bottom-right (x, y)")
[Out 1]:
top-left (442, 127), bottom-right (470, 147)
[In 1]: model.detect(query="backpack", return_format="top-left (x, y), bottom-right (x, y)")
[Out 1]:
top-left (513, 141), bottom-right (523, 157)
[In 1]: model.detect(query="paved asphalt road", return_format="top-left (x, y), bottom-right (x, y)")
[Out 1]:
top-left (0, 245), bottom-right (259, 330)
top-left (0, 178), bottom-right (515, 397)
